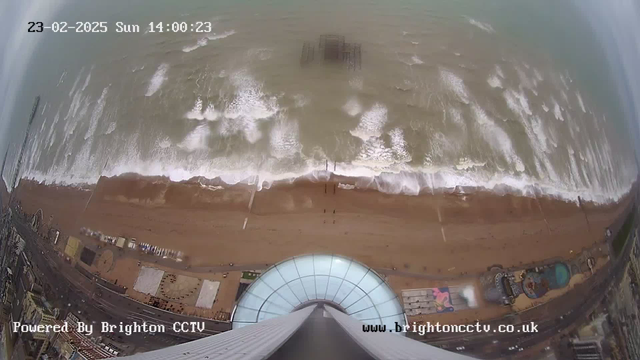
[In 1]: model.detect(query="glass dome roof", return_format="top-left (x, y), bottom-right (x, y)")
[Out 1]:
top-left (232, 254), bottom-right (406, 333)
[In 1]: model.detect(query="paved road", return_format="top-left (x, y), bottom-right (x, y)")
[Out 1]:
top-left (12, 216), bottom-right (233, 354)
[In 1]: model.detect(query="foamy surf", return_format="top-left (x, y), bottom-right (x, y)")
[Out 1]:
top-left (146, 63), bottom-right (169, 96)
top-left (447, 107), bottom-right (466, 130)
top-left (178, 123), bottom-right (211, 152)
top-left (552, 98), bottom-right (564, 121)
top-left (223, 70), bottom-right (279, 122)
top-left (576, 91), bottom-right (587, 112)
top-left (455, 158), bottom-right (486, 170)
top-left (84, 86), bottom-right (110, 140)
top-left (186, 98), bottom-right (204, 119)
top-left (182, 30), bottom-right (236, 53)
top-left (183, 38), bottom-right (208, 53)
top-left (399, 54), bottom-right (424, 66)
top-left (472, 103), bottom-right (525, 172)
top-left (342, 98), bottom-right (362, 117)
top-left (355, 137), bottom-right (395, 167)
top-left (185, 98), bottom-right (219, 121)
top-left (203, 104), bottom-right (219, 121)
top-left (69, 70), bottom-right (83, 96)
top-left (350, 103), bottom-right (388, 141)
top-left (105, 122), bottom-right (117, 135)
top-left (487, 75), bottom-right (502, 89)
top-left (270, 117), bottom-right (302, 158)
top-left (411, 55), bottom-right (424, 64)
top-left (349, 77), bottom-right (363, 91)
top-left (17, 8), bottom-right (638, 209)
top-left (81, 68), bottom-right (93, 92)
top-left (57, 71), bottom-right (67, 87)
top-left (389, 128), bottom-right (412, 163)
top-left (293, 94), bottom-right (310, 108)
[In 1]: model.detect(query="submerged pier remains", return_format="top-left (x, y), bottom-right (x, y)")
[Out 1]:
top-left (300, 34), bottom-right (361, 70)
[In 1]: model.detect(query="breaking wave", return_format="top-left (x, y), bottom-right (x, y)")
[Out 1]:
top-left (145, 63), bottom-right (169, 96)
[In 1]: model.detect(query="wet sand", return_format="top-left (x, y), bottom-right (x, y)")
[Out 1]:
top-left (14, 175), bottom-right (632, 277)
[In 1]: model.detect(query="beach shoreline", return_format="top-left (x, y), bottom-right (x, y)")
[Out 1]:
top-left (13, 173), bottom-right (633, 277)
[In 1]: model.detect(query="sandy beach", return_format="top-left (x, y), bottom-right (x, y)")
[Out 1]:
top-left (13, 175), bottom-right (632, 277)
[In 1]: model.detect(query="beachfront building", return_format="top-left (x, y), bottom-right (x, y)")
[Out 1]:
top-left (20, 291), bottom-right (55, 358)
top-left (22, 292), bottom-right (55, 340)
top-left (121, 254), bottom-right (476, 359)
top-left (49, 320), bottom-right (113, 360)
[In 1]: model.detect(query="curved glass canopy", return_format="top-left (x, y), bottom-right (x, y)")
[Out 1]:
top-left (232, 254), bottom-right (406, 333)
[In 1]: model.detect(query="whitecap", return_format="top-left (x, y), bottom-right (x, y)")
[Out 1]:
top-left (207, 30), bottom-right (235, 41)
top-left (185, 99), bottom-right (219, 121)
top-left (146, 63), bottom-right (169, 96)
top-left (293, 94), bottom-right (309, 108)
top-left (81, 70), bottom-right (92, 92)
top-left (467, 18), bottom-right (495, 33)
top-left (487, 75), bottom-right (502, 89)
top-left (447, 107), bottom-right (466, 130)
top-left (247, 48), bottom-right (273, 61)
top-left (552, 98), bottom-right (564, 121)
top-left (533, 68), bottom-right (543, 82)
top-left (178, 124), bottom-right (210, 152)
top-left (576, 91), bottom-right (586, 113)
top-left (219, 117), bottom-right (263, 144)
top-left (399, 54), bottom-right (424, 66)
top-left (223, 70), bottom-right (278, 121)
top-left (440, 69), bottom-right (470, 104)
top-left (472, 103), bottom-right (525, 172)
top-left (183, 38), bottom-right (208, 53)
top-left (69, 70), bottom-right (83, 96)
top-left (219, 71), bottom-right (279, 143)
top-left (350, 103), bottom-right (388, 141)
top-left (203, 103), bottom-right (219, 121)
top-left (158, 138), bottom-right (172, 149)
top-left (57, 70), bottom-right (67, 87)
top-left (455, 158), bottom-right (486, 170)
top-left (342, 97), bottom-right (362, 117)
top-left (356, 137), bottom-right (394, 166)
top-left (185, 97), bottom-right (205, 120)
top-left (84, 86), bottom-right (109, 140)
top-left (349, 77), bottom-right (363, 91)
top-left (270, 117), bottom-right (301, 158)
top-left (504, 88), bottom-right (532, 116)
top-left (105, 122), bottom-right (116, 135)
top-left (389, 128), bottom-right (412, 162)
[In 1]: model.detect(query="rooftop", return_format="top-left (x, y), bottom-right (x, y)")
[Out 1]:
top-left (232, 254), bottom-right (406, 332)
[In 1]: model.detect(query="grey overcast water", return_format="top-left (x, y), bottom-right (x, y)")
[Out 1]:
top-left (2, 0), bottom-right (638, 203)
